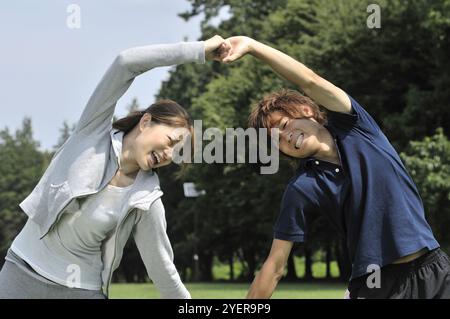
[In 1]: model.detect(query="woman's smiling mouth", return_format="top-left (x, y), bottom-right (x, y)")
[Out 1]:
top-left (148, 151), bottom-right (162, 167)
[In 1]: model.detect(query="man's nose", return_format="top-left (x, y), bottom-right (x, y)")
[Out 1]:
top-left (280, 130), bottom-right (292, 143)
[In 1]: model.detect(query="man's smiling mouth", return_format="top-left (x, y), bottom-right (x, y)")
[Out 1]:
top-left (295, 133), bottom-right (304, 149)
top-left (288, 131), bottom-right (304, 150)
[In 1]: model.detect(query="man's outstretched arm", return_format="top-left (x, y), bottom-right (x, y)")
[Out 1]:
top-left (223, 36), bottom-right (351, 114)
top-left (246, 239), bottom-right (293, 299)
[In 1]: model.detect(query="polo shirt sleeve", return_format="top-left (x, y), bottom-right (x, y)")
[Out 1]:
top-left (326, 94), bottom-right (381, 137)
top-left (273, 184), bottom-right (306, 243)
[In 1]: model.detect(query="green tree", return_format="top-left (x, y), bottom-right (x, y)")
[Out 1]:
top-left (401, 128), bottom-right (450, 251)
top-left (0, 118), bottom-right (48, 264)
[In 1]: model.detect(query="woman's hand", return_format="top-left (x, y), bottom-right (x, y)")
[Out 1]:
top-left (204, 35), bottom-right (232, 61)
top-left (222, 36), bottom-right (255, 63)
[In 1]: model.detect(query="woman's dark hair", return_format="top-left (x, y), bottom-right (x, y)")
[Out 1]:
top-left (113, 99), bottom-right (193, 134)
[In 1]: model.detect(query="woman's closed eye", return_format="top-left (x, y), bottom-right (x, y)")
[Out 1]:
top-left (168, 135), bottom-right (183, 147)
top-left (167, 136), bottom-right (175, 147)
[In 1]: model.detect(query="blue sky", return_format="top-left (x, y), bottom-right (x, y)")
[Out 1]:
top-left (0, 1), bottom-right (227, 150)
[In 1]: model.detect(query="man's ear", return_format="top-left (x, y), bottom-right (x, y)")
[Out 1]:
top-left (139, 113), bottom-right (152, 131)
top-left (301, 105), bottom-right (315, 118)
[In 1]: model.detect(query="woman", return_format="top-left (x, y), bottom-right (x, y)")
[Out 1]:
top-left (0, 35), bottom-right (230, 299)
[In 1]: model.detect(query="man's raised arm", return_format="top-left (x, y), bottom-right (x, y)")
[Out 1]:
top-left (223, 36), bottom-right (351, 114)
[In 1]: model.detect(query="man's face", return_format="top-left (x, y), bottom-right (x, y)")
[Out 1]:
top-left (268, 111), bottom-right (323, 158)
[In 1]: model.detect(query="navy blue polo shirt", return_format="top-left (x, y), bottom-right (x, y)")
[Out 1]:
top-left (273, 95), bottom-right (439, 280)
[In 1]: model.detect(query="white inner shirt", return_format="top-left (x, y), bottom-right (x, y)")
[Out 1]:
top-left (56, 184), bottom-right (130, 255)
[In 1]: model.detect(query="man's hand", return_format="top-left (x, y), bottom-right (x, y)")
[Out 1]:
top-left (221, 36), bottom-right (255, 63)
top-left (204, 35), bottom-right (232, 61)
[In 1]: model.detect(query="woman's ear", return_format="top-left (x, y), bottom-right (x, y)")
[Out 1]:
top-left (139, 113), bottom-right (152, 131)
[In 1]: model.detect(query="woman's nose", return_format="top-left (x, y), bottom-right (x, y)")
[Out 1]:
top-left (164, 148), bottom-right (173, 161)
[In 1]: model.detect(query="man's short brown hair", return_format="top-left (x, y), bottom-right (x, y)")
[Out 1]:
top-left (248, 89), bottom-right (327, 129)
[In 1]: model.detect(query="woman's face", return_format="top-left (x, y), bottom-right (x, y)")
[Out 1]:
top-left (268, 111), bottom-right (323, 159)
top-left (134, 115), bottom-right (190, 170)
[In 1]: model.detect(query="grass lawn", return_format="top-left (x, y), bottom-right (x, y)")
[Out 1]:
top-left (109, 282), bottom-right (347, 299)
top-left (213, 257), bottom-right (341, 280)
top-left (110, 258), bottom-right (346, 299)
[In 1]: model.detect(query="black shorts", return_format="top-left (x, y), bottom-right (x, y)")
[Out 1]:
top-left (348, 248), bottom-right (450, 299)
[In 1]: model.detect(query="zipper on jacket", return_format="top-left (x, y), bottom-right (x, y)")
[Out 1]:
top-left (104, 189), bottom-right (163, 296)
top-left (104, 206), bottom-right (136, 297)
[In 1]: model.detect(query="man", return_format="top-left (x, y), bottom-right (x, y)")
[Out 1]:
top-left (221, 36), bottom-right (450, 299)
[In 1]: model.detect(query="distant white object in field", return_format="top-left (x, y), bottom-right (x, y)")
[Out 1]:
top-left (183, 182), bottom-right (206, 198)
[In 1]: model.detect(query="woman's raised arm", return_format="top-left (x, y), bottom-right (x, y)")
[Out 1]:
top-left (75, 36), bottom-right (228, 134)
